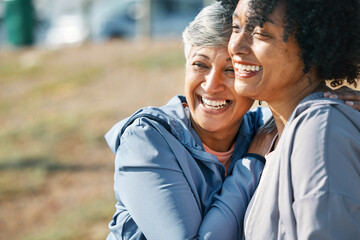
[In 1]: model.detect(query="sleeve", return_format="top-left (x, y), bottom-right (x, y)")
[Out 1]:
top-left (109, 118), bottom-right (266, 240)
top-left (290, 107), bottom-right (360, 239)
top-left (197, 155), bottom-right (264, 239)
top-left (110, 118), bottom-right (202, 240)
top-left (251, 106), bottom-right (272, 128)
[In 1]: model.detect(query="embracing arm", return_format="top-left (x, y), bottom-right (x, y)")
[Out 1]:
top-left (198, 155), bottom-right (264, 239)
top-left (110, 119), bottom-right (203, 240)
top-left (108, 117), bottom-right (269, 240)
top-left (197, 118), bottom-right (276, 239)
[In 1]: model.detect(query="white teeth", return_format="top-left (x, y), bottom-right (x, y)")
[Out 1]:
top-left (234, 63), bottom-right (262, 72)
top-left (202, 97), bottom-right (229, 109)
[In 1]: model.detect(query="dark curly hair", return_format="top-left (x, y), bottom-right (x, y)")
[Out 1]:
top-left (217, 0), bottom-right (360, 87)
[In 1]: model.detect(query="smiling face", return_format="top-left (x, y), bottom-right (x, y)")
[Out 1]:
top-left (185, 46), bottom-right (254, 143)
top-left (229, 0), bottom-right (313, 103)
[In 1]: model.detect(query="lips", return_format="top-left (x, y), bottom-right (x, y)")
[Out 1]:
top-left (234, 63), bottom-right (262, 78)
top-left (201, 97), bottom-right (230, 110)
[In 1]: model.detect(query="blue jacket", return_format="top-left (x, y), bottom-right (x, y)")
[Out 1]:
top-left (105, 95), bottom-right (271, 240)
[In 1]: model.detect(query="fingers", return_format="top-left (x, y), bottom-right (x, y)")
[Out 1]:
top-left (344, 100), bottom-right (360, 111)
top-left (324, 90), bottom-right (360, 101)
top-left (324, 87), bottom-right (360, 101)
top-left (324, 89), bottom-right (360, 111)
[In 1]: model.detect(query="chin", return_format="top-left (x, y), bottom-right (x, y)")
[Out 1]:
top-left (198, 121), bottom-right (222, 133)
top-left (235, 82), bottom-right (262, 99)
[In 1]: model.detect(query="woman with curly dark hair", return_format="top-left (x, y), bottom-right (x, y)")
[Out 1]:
top-left (225, 0), bottom-right (360, 238)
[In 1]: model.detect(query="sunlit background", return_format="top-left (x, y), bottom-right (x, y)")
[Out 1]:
top-left (0, 1), bottom-right (358, 240)
top-left (0, 0), bottom-right (213, 239)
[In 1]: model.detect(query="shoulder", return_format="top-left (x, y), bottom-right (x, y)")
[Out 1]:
top-left (288, 98), bottom-right (360, 141)
top-left (119, 112), bottom-right (178, 153)
top-left (116, 116), bottom-right (183, 170)
top-left (283, 98), bottom-right (360, 198)
top-left (105, 95), bottom-right (187, 154)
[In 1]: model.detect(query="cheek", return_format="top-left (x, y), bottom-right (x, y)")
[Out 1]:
top-left (268, 46), bottom-right (301, 74)
top-left (184, 72), bottom-right (200, 105)
top-left (281, 40), bottom-right (304, 69)
top-left (184, 72), bottom-right (197, 92)
top-left (235, 98), bottom-right (254, 115)
top-left (282, 49), bottom-right (304, 76)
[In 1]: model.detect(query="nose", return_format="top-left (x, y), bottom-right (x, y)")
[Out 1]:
top-left (228, 30), bottom-right (251, 57)
top-left (201, 68), bottom-right (225, 94)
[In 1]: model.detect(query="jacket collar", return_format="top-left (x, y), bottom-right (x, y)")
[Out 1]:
top-left (105, 95), bottom-right (258, 167)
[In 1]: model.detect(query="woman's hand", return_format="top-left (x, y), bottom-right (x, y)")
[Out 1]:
top-left (324, 86), bottom-right (360, 111)
top-left (247, 117), bottom-right (278, 157)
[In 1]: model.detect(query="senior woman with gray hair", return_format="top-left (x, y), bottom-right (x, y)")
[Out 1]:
top-left (105, 2), bottom-right (274, 239)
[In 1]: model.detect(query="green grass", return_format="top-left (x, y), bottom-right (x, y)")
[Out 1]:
top-left (132, 50), bottom-right (185, 70)
top-left (18, 195), bottom-right (115, 240)
top-left (0, 40), bottom-right (185, 240)
top-left (0, 58), bottom-right (42, 81)
top-left (0, 112), bottom-right (82, 163)
top-left (0, 168), bottom-right (47, 201)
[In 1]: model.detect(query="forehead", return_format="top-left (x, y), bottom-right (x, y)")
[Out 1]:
top-left (234, 0), bottom-right (286, 26)
top-left (235, 0), bottom-right (251, 15)
top-left (189, 46), bottom-right (230, 58)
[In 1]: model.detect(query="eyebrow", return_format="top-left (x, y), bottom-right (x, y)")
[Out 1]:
top-left (193, 53), bottom-right (210, 59)
top-left (192, 53), bottom-right (232, 62)
top-left (232, 12), bottom-right (275, 25)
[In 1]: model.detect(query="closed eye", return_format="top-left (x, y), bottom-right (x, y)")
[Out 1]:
top-left (225, 67), bottom-right (234, 73)
top-left (225, 67), bottom-right (235, 77)
top-left (252, 27), bottom-right (271, 39)
top-left (252, 32), bottom-right (269, 37)
top-left (193, 62), bottom-right (208, 69)
top-left (232, 24), bottom-right (241, 34)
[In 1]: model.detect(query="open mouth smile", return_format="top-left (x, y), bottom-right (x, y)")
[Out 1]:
top-left (201, 97), bottom-right (230, 110)
top-left (234, 63), bottom-right (262, 78)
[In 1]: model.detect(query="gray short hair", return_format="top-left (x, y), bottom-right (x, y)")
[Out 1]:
top-left (182, 2), bottom-right (233, 59)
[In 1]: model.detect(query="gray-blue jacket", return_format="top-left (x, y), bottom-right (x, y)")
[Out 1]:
top-left (105, 95), bottom-right (271, 240)
top-left (243, 92), bottom-right (360, 239)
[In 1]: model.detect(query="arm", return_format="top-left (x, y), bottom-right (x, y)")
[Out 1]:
top-left (109, 105), bottom-right (275, 239)
top-left (290, 106), bottom-right (360, 239)
top-left (111, 118), bottom-right (202, 240)
top-left (197, 117), bottom-right (276, 239)
top-left (198, 155), bottom-right (265, 239)
top-left (110, 117), bottom-right (267, 240)
top-left (247, 117), bottom-right (277, 156)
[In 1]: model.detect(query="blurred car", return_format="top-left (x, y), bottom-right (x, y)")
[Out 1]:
top-left (90, 0), bottom-right (203, 40)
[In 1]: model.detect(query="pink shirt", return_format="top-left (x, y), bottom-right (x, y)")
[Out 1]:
top-left (203, 143), bottom-right (235, 175)
top-left (183, 102), bottom-right (234, 175)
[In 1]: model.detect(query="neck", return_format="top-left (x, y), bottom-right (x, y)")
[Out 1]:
top-left (191, 119), bottom-right (241, 152)
top-left (268, 75), bottom-right (328, 137)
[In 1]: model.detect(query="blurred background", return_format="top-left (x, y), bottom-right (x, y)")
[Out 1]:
top-left (1, 1), bottom-right (359, 240)
top-left (0, 0), bottom-right (213, 239)
top-left (0, 0), bottom-right (215, 48)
